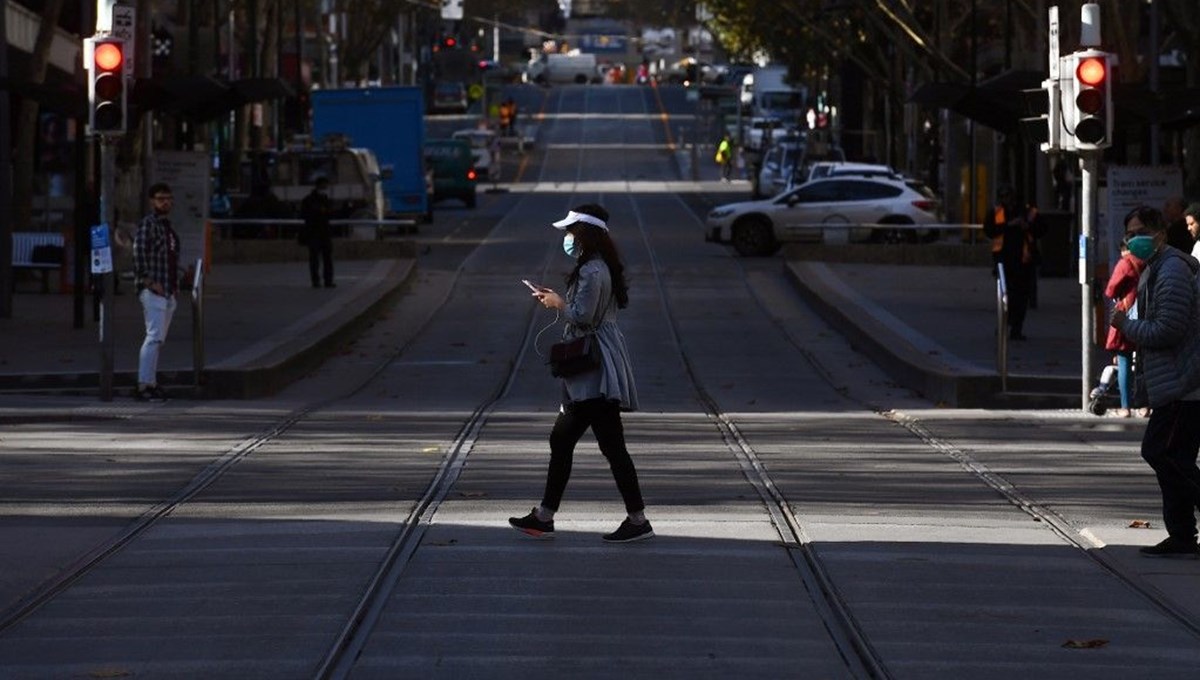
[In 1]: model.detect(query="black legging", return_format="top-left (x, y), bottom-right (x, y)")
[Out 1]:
top-left (541, 398), bottom-right (645, 515)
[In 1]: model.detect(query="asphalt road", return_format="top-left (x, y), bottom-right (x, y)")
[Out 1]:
top-left (1, 84), bottom-right (1198, 679)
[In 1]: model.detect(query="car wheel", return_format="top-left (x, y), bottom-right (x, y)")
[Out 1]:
top-left (871, 216), bottom-right (916, 244)
top-left (575, 74), bottom-right (588, 84)
top-left (731, 217), bottom-right (778, 257)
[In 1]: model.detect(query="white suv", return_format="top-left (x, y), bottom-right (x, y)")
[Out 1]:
top-left (705, 175), bottom-right (943, 256)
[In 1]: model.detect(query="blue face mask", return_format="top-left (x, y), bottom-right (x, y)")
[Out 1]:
top-left (562, 233), bottom-right (578, 258)
top-left (1127, 235), bottom-right (1156, 261)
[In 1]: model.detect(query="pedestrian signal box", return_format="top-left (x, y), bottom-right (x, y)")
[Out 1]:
top-left (85, 37), bottom-right (126, 135)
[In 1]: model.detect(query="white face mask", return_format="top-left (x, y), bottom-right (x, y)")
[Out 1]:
top-left (562, 233), bottom-right (578, 258)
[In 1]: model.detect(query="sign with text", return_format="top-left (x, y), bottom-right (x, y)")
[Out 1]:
top-left (110, 4), bottom-right (136, 78)
top-left (151, 151), bottom-right (210, 270)
top-left (441, 0), bottom-right (463, 20)
top-left (1104, 165), bottom-right (1183, 265)
top-left (90, 223), bottom-right (113, 274)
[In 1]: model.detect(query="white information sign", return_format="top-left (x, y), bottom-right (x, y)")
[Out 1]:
top-left (1104, 165), bottom-right (1183, 266)
top-left (110, 4), bottom-right (136, 79)
top-left (441, 0), bottom-right (463, 20)
top-left (152, 151), bottom-right (210, 269)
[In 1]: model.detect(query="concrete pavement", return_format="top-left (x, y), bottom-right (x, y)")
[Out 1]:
top-left (0, 252), bottom-right (415, 399)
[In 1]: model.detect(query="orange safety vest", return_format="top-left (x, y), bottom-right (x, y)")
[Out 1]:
top-left (990, 205), bottom-right (1036, 264)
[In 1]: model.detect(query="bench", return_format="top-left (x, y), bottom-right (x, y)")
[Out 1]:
top-left (12, 232), bottom-right (65, 293)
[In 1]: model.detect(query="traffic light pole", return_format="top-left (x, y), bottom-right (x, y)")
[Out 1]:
top-left (98, 137), bottom-right (116, 401)
top-left (1079, 152), bottom-right (1099, 410)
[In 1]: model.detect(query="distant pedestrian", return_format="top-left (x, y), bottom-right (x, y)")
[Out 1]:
top-left (1110, 205), bottom-right (1200, 558)
top-left (132, 183), bottom-right (181, 402)
top-left (499, 97), bottom-right (516, 136)
top-left (1164, 196), bottom-right (1192, 254)
top-left (508, 204), bottom-right (653, 543)
top-left (300, 177), bottom-right (336, 288)
top-left (983, 186), bottom-right (1046, 340)
top-left (715, 133), bottom-right (733, 182)
top-left (1098, 237), bottom-right (1146, 417)
top-left (1184, 202), bottom-right (1200, 263)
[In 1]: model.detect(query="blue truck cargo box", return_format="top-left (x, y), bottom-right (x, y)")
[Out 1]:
top-left (311, 87), bottom-right (427, 218)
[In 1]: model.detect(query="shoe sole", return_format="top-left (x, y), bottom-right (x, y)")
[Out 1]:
top-left (603, 530), bottom-right (655, 543)
top-left (510, 525), bottom-right (554, 540)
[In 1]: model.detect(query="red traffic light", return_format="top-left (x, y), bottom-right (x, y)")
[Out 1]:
top-left (1076, 57), bottom-right (1105, 86)
top-left (444, 37), bottom-right (456, 48)
top-left (94, 42), bottom-right (123, 72)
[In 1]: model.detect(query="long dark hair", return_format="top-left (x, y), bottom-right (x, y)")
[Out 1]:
top-left (564, 203), bottom-right (629, 308)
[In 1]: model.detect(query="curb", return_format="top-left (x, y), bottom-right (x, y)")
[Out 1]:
top-left (784, 261), bottom-right (1077, 408)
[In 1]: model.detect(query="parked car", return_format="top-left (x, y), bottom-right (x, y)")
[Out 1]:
top-left (451, 128), bottom-right (498, 181)
top-left (423, 138), bottom-right (477, 208)
top-left (705, 175), bottom-right (943, 256)
top-left (431, 81), bottom-right (468, 114)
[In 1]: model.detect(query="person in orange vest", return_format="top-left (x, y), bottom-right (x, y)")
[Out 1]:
top-left (499, 98), bottom-right (516, 136)
top-left (983, 185), bottom-right (1047, 340)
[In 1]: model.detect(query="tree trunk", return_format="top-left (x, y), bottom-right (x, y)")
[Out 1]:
top-left (12, 0), bottom-right (66, 232)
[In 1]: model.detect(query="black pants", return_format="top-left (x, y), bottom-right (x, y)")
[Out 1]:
top-left (1005, 263), bottom-right (1030, 336)
top-left (541, 398), bottom-right (645, 515)
top-left (308, 241), bottom-right (333, 286)
top-left (1141, 400), bottom-right (1200, 540)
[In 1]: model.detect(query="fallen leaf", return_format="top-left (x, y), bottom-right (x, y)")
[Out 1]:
top-left (426, 539), bottom-right (458, 547)
top-left (1129, 520), bottom-right (1151, 529)
top-left (1062, 639), bottom-right (1108, 649)
top-left (458, 491), bottom-right (488, 498)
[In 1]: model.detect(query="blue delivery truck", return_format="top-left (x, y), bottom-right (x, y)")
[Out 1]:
top-left (311, 86), bottom-right (427, 223)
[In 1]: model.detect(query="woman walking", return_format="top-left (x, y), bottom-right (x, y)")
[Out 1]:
top-left (508, 204), bottom-right (653, 543)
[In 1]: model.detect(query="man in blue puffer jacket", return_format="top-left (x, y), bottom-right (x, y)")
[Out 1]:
top-left (1111, 206), bottom-right (1200, 558)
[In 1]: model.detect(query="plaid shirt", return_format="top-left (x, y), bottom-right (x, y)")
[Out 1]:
top-left (133, 212), bottom-right (180, 296)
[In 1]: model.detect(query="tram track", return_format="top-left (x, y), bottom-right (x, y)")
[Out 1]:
top-left (7, 85), bottom-right (1199, 676)
top-left (0, 89), bottom-right (580, 648)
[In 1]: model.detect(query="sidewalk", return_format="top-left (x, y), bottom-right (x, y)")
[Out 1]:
top-left (787, 259), bottom-right (1084, 408)
top-left (0, 257), bottom-right (415, 398)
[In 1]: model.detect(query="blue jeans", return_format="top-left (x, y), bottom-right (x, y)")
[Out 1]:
top-left (1116, 352), bottom-right (1133, 409)
top-left (1140, 400), bottom-right (1200, 540)
top-left (138, 289), bottom-right (177, 386)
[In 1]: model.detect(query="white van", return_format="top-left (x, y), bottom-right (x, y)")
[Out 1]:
top-left (524, 53), bottom-right (599, 85)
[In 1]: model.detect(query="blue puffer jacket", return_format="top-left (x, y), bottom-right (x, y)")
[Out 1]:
top-left (1121, 247), bottom-right (1200, 406)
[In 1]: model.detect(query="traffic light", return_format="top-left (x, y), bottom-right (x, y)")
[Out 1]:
top-left (1072, 50), bottom-right (1111, 150)
top-left (85, 37), bottom-right (126, 134)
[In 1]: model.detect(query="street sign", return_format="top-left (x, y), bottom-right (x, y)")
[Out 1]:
top-left (441, 0), bottom-right (463, 21)
top-left (90, 223), bottom-right (113, 274)
top-left (110, 4), bottom-right (136, 79)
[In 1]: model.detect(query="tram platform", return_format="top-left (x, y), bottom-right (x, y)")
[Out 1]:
top-left (0, 257), bottom-right (415, 399)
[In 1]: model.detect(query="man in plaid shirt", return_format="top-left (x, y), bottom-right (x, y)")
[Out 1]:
top-left (132, 183), bottom-right (181, 402)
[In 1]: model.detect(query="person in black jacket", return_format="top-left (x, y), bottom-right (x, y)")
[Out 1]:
top-left (983, 185), bottom-right (1047, 340)
top-left (300, 177), bottom-right (336, 288)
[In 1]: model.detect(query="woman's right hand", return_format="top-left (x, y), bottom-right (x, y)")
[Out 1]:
top-left (535, 289), bottom-right (564, 311)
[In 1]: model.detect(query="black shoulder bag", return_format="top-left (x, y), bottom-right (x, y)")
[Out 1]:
top-left (548, 296), bottom-right (610, 378)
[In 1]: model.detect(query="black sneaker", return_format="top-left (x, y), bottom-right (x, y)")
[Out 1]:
top-left (1139, 536), bottom-right (1200, 558)
top-left (602, 518), bottom-right (654, 543)
top-left (134, 386), bottom-right (166, 403)
top-left (508, 509), bottom-right (554, 539)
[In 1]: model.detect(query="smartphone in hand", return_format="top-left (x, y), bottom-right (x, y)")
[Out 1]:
top-left (521, 279), bottom-right (543, 292)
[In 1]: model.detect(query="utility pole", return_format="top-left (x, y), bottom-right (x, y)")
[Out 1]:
top-left (1035, 3), bottom-right (1113, 411)
top-left (0, 0), bottom-right (12, 320)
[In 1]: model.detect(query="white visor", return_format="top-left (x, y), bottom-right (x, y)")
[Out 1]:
top-left (552, 210), bottom-right (608, 231)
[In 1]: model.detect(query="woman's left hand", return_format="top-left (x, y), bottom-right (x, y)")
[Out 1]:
top-left (535, 289), bottom-right (564, 310)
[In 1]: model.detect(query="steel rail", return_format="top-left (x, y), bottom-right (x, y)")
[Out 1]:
top-left (621, 91), bottom-right (890, 677)
top-left (312, 85), bottom-right (583, 680)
